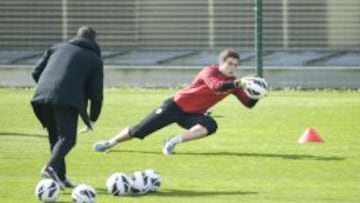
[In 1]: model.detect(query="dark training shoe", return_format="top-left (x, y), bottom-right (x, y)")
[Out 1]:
top-left (40, 165), bottom-right (65, 189)
top-left (61, 177), bottom-right (77, 188)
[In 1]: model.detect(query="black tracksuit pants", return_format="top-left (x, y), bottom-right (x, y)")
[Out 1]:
top-left (38, 104), bottom-right (78, 180)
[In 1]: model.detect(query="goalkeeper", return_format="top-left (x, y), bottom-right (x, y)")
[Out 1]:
top-left (92, 49), bottom-right (268, 155)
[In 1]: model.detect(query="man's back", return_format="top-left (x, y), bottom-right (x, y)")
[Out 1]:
top-left (34, 39), bottom-right (102, 106)
top-left (32, 36), bottom-right (103, 127)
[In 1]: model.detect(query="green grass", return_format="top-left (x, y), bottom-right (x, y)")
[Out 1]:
top-left (0, 88), bottom-right (359, 203)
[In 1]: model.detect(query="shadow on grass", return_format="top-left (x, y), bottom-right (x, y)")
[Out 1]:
top-left (0, 132), bottom-right (46, 138)
top-left (177, 151), bottom-right (346, 161)
top-left (64, 188), bottom-right (257, 199)
top-left (110, 149), bottom-right (345, 161)
top-left (149, 189), bottom-right (257, 197)
top-left (63, 188), bottom-right (108, 195)
top-left (94, 188), bottom-right (109, 195)
top-left (90, 189), bottom-right (257, 198)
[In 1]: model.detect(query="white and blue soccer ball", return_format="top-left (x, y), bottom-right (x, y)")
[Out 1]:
top-left (244, 77), bottom-right (269, 99)
top-left (71, 184), bottom-right (96, 203)
top-left (35, 179), bottom-right (61, 202)
top-left (130, 171), bottom-right (152, 195)
top-left (106, 173), bottom-right (132, 196)
top-left (143, 169), bottom-right (161, 192)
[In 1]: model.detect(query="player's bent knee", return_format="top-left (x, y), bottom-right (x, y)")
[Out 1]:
top-left (201, 119), bottom-right (218, 135)
top-left (128, 126), bottom-right (148, 140)
top-left (60, 136), bottom-right (76, 151)
top-left (208, 122), bottom-right (218, 135)
top-left (130, 134), bottom-right (146, 140)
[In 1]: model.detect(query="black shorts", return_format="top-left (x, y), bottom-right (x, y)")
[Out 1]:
top-left (129, 98), bottom-right (218, 139)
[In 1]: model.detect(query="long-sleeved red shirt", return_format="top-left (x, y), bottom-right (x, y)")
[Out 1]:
top-left (173, 65), bottom-right (257, 114)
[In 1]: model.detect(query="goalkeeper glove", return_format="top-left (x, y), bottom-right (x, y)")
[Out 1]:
top-left (234, 76), bottom-right (256, 88)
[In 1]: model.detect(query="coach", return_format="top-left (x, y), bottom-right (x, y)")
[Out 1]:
top-left (31, 26), bottom-right (103, 188)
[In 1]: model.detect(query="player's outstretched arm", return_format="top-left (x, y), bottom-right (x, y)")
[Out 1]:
top-left (233, 76), bottom-right (269, 108)
top-left (233, 88), bottom-right (258, 108)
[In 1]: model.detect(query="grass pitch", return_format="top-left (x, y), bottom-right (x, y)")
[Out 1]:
top-left (0, 88), bottom-right (359, 203)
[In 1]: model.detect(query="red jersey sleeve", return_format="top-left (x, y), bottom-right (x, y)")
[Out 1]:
top-left (200, 67), bottom-right (235, 92)
top-left (232, 88), bottom-right (258, 108)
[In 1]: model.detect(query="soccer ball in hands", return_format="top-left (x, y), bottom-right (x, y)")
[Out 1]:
top-left (106, 173), bottom-right (132, 196)
top-left (243, 77), bottom-right (269, 99)
top-left (71, 184), bottom-right (96, 203)
top-left (35, 179), bottom-right (61, 202)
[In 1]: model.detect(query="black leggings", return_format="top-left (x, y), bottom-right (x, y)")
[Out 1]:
top-left (38, 104), bottom-right (78, 180)
top-left (129, 98), bottom-right (218, 139)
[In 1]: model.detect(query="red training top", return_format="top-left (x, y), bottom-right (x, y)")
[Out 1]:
top-left (173, 65), bottom-right (256, 114)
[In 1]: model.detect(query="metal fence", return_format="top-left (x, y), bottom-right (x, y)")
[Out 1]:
top-left (1, 0), bottom-right (360, 51)
top-left (1, 0), bottom-right (360, 88)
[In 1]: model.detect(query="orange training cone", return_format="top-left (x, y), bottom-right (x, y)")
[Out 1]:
top-left (298, 128), bottom-right (324, 144)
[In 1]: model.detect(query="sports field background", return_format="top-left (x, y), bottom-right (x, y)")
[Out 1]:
top-left (0, 88), bottom-right (359, 203)
top-left (1, 0), bottom-right (359, 202)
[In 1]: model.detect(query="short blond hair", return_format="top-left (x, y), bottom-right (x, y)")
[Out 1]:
top-left (219, 49), bottom-right (240, 63)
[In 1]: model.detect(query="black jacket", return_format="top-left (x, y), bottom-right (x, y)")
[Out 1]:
top-left (31, 37), bottom-right (103, 128)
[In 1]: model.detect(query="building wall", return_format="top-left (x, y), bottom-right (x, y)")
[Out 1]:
top-left (327, 0), bottom-right (360, 49)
